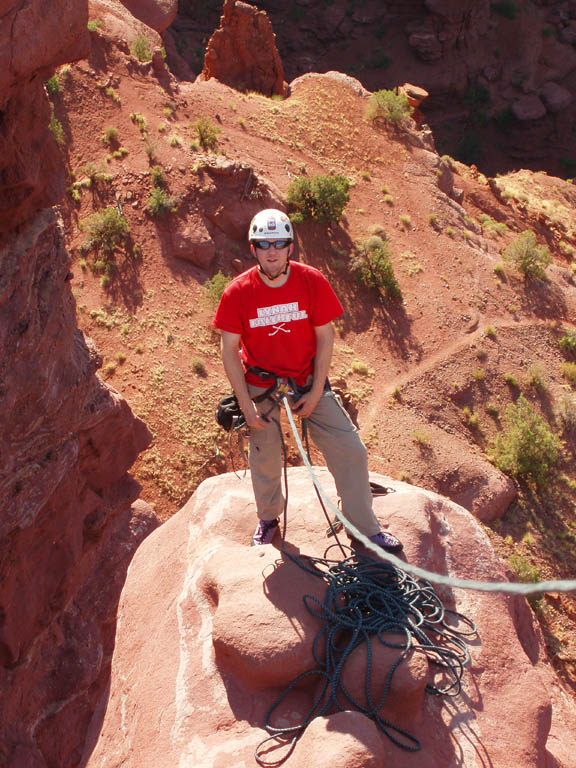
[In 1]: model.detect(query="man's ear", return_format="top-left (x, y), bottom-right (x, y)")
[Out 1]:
top-left (288, 242), bottom-right (295, 258)
top-left (249, 243), bottom-right (256, 258)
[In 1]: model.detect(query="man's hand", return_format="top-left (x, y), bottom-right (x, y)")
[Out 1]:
top-left (292, 390), bottom-right (322, 419)
top-left (244, 401), bottom-right (269, 431)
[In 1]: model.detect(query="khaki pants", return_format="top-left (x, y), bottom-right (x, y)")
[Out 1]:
top-left (247, 385), bottom-right (381, 537)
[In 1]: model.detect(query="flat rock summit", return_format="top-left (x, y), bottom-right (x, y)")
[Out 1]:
top-left (85, 468), bottom-right (575, 767)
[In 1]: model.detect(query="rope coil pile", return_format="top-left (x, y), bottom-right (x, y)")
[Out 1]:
top-left (255, 552), bottom-right (477, 765)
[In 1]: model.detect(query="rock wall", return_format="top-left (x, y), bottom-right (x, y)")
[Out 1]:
top-left (0, 1), bottom-right (159, 765)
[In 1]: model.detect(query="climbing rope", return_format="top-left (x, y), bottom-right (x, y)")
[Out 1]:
top-left (282, 396), bottom-right (576, 597)
top-left (254, 406), bottom-right (478, 766)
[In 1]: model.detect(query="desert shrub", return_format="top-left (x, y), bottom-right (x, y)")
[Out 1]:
top-left (502, 230), bottom-right (551, 278)
top-left (144, 139), bottom-right (157, 161)
top-left (411, 429), bottom-right (430, 446)
top-left (83, 207), bottom-right (129, 254)
top-left (507, 553), bottom-right (542, 607)
top-left (557, 395), bottom-right (576, 434)
top-left (130, 34), bottom-right (153, 63)
top-left (558, 333), bottom-right (576, 356)
top-left (286, 174), bottom-right (350, 223)
top-left (80, 162), bottom-right (113, 186)
top-left (562, 362), bottom-right (576, 386)
top-left (492, 1), bottom-right (519, 19)
top-left (205, 271), bottom-right (231, 306)
top-left (350, 235), bottom-right (401, 299)
top-left (87, 18), bottom-right (103, 31)
top-left (49, 105), bottom-right (65, 145)
top-left (192, 358), bottom-right (207, 376)
top-left (146, 187), bottom-right (177, 216)
top-left (494, 105), bottom-right (514, 130)
top-left (366, 89), bottom-right (413, 125)
top-left (478, 214), bottom-right (507, 237)
top-left (350, 360), bottom-right (372, 376)
top-left (194, 116), bottom-right (220, 151)
top-left (493, 394), bottom-right (561, 486)
top-left (463, 83), bottom-right (491, 108)
top-left (526, 364), bottom-right (547, 392)
top-left (149, 165), bottom-right (165, 188)
top-left (130, 112), bottom-right (147, 133)
top-left (101, 126), bottom-right (119, 146)
top-left (503, 372), bottom-right (519, 387)
top-left (45, 75), bottom-right (61, 97)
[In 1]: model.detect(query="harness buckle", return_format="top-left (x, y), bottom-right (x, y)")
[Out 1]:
top-left (276, 377), bottom-right (295, 397)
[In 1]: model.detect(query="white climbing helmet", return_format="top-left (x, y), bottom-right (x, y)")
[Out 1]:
top-left (248, 209), bottom-right (293, 242)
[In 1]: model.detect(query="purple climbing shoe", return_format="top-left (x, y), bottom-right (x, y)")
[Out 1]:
top-left (368, 530), bottom-right (404, 554)
top-left (252, 518), bottom-right (279, 546)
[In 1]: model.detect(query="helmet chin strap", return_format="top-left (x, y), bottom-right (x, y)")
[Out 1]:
top-left (257, 259), bottom-right (290, 281)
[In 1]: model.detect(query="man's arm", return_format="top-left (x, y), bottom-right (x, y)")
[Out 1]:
top-left (220, 330), bottom-right (268, 430)
top-left (292, 321), bottom-right (334, 418)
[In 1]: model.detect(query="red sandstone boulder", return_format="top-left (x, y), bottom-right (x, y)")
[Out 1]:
top-left (171, 217), bottom-right (216, 268)
top-left (89, 0), bottom-right (163, 50)
top-left (0, 0), bottom-right (88, 102)
top-left (85, 468), bottom-right (575, 767)
top-left (119, 0), bottom-right (177, 33)
top-left (0, 0), bottom-right (88, 233)
top-left (540, 81), bottom-right (573, 113)
top-left (200, 0), bottom-right (288, 96)
top-left (512, 94), bottom-right (547, 121)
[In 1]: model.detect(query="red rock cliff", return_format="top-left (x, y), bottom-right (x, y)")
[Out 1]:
top-left (0, 2), bottom-right (159, 765)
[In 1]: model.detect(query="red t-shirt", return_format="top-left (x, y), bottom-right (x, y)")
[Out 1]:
top-left (213, 262), bottom-right (344, 386)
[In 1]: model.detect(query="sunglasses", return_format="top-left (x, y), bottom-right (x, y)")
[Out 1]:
top-left (253, 240), bottom-right (292, 250)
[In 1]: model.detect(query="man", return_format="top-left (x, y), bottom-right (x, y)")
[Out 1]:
top-left (213, 208), bottom-right (403, 552)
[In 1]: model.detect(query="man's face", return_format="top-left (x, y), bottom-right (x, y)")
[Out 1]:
top-left (252, 240), bottom-right (292, 279)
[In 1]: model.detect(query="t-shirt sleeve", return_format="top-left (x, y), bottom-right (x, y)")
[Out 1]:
top-left (309, 271), bottom-right (344, 326)
top-left (213, 282), bottom-right (243, 334)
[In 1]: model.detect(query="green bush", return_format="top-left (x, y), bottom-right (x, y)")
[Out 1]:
top-left (87, 18), bottom-right (103, 32)
top-left (502, 230), bottom-right (551, 278)
top-left (205, 271), bottom-right (231, 306)
top-left (493, 394), bottom-right (561, 487)
top-left (194, 116), bottom-right (220, 151)
top-left (562, 362), bottom-right (576, 386)
top-left (83, 207), bottom-right (130, 255)
top-left (366, 89), bottom-right (413, 125)
top-left (558, 333), bottom-right (576, 356)
top-left (149, 165), bottom-right (166, 188)
top-left (130, 34), bottom-right (153, 63)
top-left (45, 75), bottom-right (61, 97)
top-left (286, 174), bottom-right (350, 223)
top-left (49, 105), bottom-right (65, 145)
top-left (491, 1), bottom-right (519, 20)
top-left (101, 126), bottom-right (119, 146)
top-left (349, 235), bottom-right (401, 299)
top-left (80, 162), bottom-right (113, 186)
top-left (147, 187), bottom-right (177, 216)
top-left (507, 553), bottom-right (541, 608)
